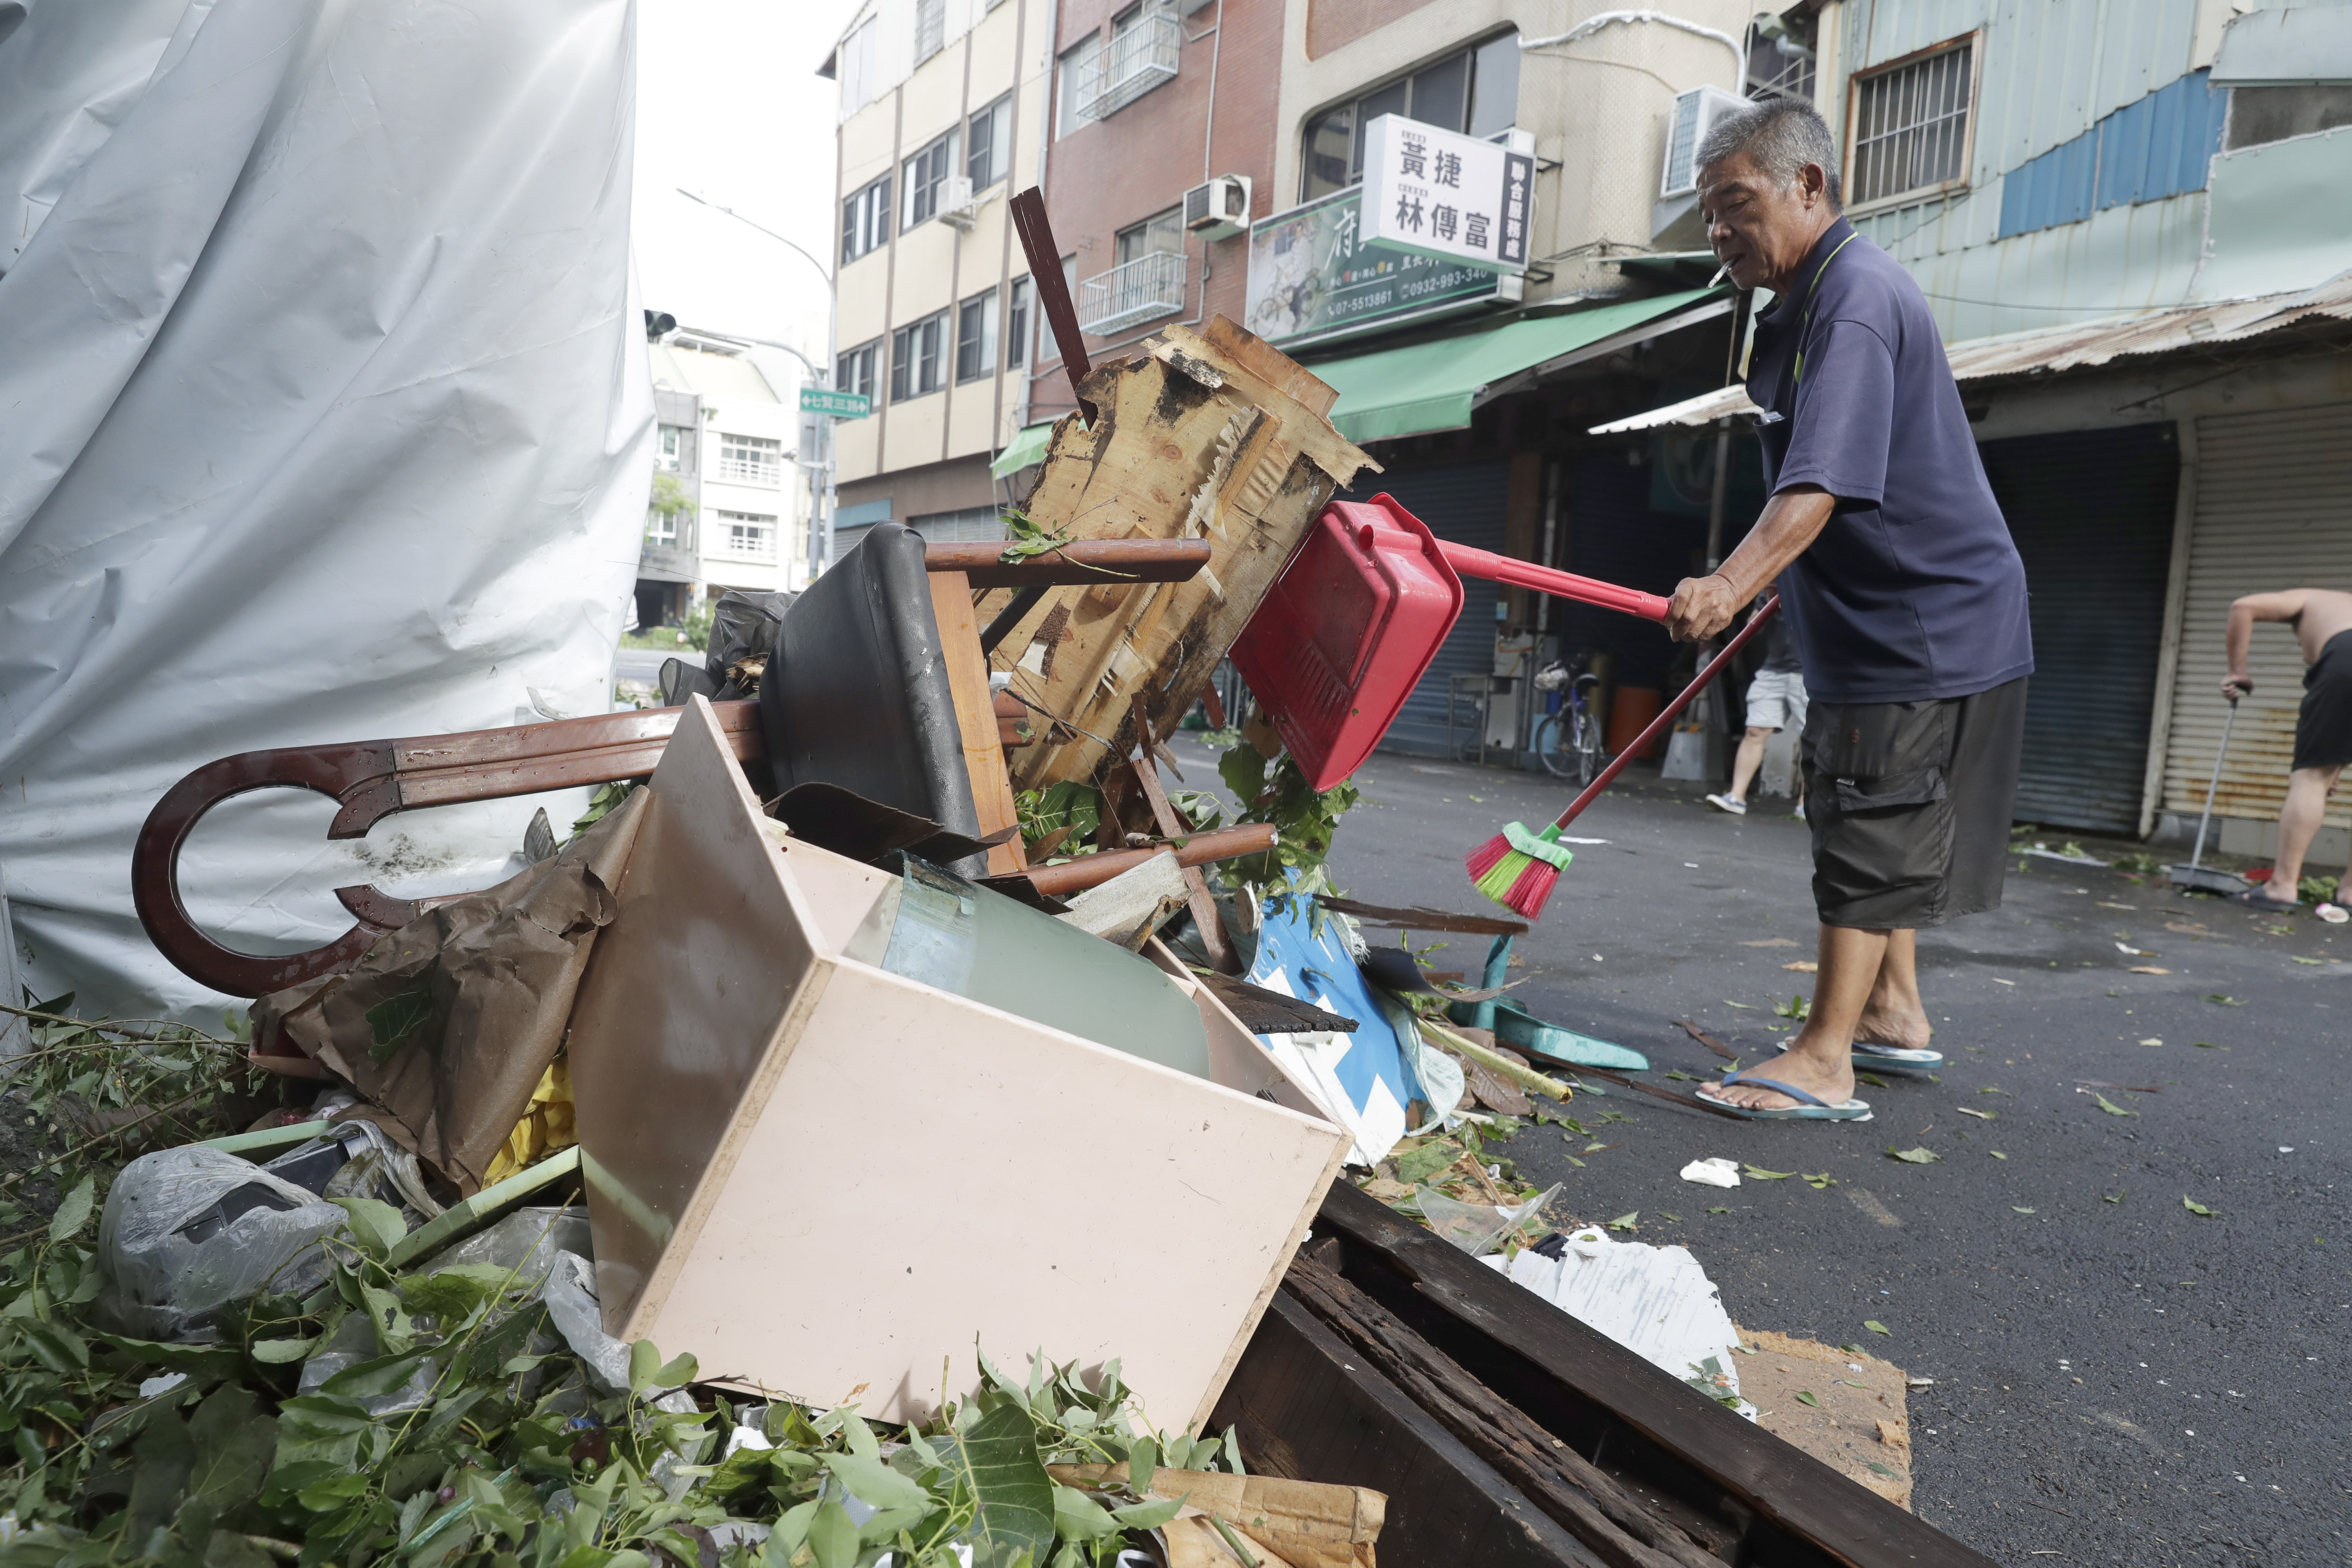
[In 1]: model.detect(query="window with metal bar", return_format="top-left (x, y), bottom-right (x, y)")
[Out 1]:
top-left (713, 510), bottom-right (778, 561)
top-left (902, 132), bottom-right (959, 229)
top-left (1006, 277), bottom-right (1031, 369)
top-left (913, 0), bottom-right (945, 63)
top-left (716, 434), bottom-right (783, 486)
top-left (841, 175), bottom-right (891, 263)
top-left (890, 311), bottom-right (948, 401)
top-left (1849, 42), bottom-right (1975, 207)
top-left (968, 95), bottom-right (1012, 189)
top-left (1299, 33), bottom-right (1520, 201)
top-left (956, 289), bottom-right (999, 384)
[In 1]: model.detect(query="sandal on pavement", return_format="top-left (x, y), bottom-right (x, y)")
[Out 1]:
top-left (1695, 1069), bottom-right (1873, 1121)
top-left (2227, 887), bottom-right (2300, 910)
top-left (1777, 1040), bottom-right (1943, 1070)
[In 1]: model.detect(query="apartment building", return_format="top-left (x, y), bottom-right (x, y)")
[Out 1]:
top-left (634, 327), bottom-right (802, 626)
top-left (821, 0), bottom-right (1051, 555)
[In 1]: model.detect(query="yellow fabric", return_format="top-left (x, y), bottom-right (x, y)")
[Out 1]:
top-left (483, 1058), bottom-right (576, 1186)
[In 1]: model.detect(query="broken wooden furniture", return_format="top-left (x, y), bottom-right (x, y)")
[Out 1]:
top-left (564, 697), bottom-right (1348, 1430)
top-left (978, 315), bottom-right (1377, 811)
top-left (1212, 1181), bottom-right (1996, 1568)
top-left (131, 536), bottom-right (1219, 998)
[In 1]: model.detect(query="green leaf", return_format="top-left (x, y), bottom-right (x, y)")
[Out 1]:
top-left (1802, 1173), bottom-right (1836, 1189)
top-left (1864, 1321), bottom-right (1891, 1336)
top-left (1052, 1484), bottom-right (1120, 1543)
top-left (1794, 1390), bottom-right (1820, 1408)
top-left (1858, 1072), bottom-right (1890, 1089)
top-left (2013, 1206), bottom-right (2036, 1214)
top-left (1706, 1206), bottom-right (1732, 1214)
top-left (818, 1452), bottom-right (928, 1512)
top-left (16, 1320), bottom-right (89, 1372)
top-left (652, 1350), bottom-right (700, 1388)
top-left (805, 1499), bottom-right (859, 1568)
top-left (1605, 1212), bottom-right (1638, 1231)
top-left (1394, 1141), bottom-right (1457, 1185)
top-left (2093, 1093), bottom-right (2136, 1117)
top-left (249, 1336), bottom-right (318, 1364)
top-left (330, 1196), bottom-right (407, 1255)
top-left (2202, 994), bottom-right (2243, 1006)
top-left (1113, 1495), bottom-right (1185, 1530)
top-left (319, 1348), bottom-right (432, 1398)
top-left (1886, 1147), bottom-right (1940, 1164)
top-left (939, 1403), bottom-right (1055, 1560)
top-left (1864, 1460), bottom-right (1901, 1479)
top-left (2104, 1190), bottom-right (2126, 1204)
top-left (297, 1472), bottom-right (372, 1511)
top-left (2183, 1196), bottom-right (2217, 1217)
top-left (364, 989), bottom-right (434, 1061)
top-left (1743, 1165), bottom-right (1794, 1180)
top-left (1129, 1434), bottom-right (1158, 1496)
top-left (628, 1338), bottom-right (662, 1392)
top-left (1990, 1150), bottom-right (2009, 1159)
top-left (47, 1175), bottom-right (93, 1243)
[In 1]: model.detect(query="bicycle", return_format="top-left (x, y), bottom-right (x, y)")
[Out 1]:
top-left (1531, 661), bottom-right (1605, 785)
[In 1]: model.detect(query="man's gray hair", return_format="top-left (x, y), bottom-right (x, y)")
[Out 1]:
top-left (1696, 98), bottom-right (1843, 208)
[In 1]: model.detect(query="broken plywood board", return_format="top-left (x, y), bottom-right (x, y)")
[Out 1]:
top-left (1734, 1327), bottom-right (1914, 1510)
top-left (990, 316), bottom-right (1376, 794)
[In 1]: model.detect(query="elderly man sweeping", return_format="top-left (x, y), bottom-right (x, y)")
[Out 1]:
top-left (1667, 100), bottom-right (2034, 1121)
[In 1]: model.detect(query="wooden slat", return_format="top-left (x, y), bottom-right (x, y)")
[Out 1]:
top-left (928, 570), bottom-right (1027, 876)
top-left (1213, 1292), bottom-right (1611, 1568)
top-left (1314, 1183), bottom-right (1999, 1568)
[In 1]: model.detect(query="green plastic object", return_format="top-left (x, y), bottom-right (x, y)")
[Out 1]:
top-left (848, 856), bottom-right (1212, 1080)
top-left (387, 1146), bottom-right (582, 1269)
top-left (201, 1120), bottom-right (333, 1155)
top-left (1448, 933), bottom-right (1648, 1072)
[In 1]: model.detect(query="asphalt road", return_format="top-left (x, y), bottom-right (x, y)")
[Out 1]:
top-left (1172, 739), bottom-right (2351, 1566)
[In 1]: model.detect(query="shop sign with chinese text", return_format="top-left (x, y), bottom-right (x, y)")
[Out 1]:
top-left (1359, 114), bottom-right (1532, 273)
top-left (1244, 185), bottom-right (1518, 351)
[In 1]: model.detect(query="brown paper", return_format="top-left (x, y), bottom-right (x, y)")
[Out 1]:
top-left (1048, 1465), bottom-right (1382, 1568)
top-left (1731, 1327), bottom-right (1913, 1510)
top-left (260, 788), bottom-right (647, 1195)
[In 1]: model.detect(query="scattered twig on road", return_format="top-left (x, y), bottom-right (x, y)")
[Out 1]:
top-left (1576, 1065), bottom-right (1745, 1120)
top-left (1676, 1019), bottom-right (1737, 1060)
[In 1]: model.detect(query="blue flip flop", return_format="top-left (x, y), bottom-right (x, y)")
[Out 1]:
top-left (1696, 1069), bottom-right (1874, 1121)
top-left (1778, 1040), bottom-right (1944, 1071)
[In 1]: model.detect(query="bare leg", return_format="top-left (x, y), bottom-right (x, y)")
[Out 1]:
top-left (1727, 726), bottom-right (1772, 803)
top-left (1853, 928), bottom-right (1931, 1049)
top-left (1710, 924), bottom-right (1873, 1110)
top-left (2267, 765), bottom-right (2344, 900)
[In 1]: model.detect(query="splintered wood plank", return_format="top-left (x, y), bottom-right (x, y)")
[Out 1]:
top-left (928, 570), bottom-right (1026, 875)
top-left (1213, 1292), bottom-right (1607, 1568)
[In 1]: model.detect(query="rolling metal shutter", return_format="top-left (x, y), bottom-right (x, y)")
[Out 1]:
top-left (1978, 424), bottom-right (2179, 833)
top-left (1353, 459), bottom-right (1511, 758)
top-left (2160, 401), bottom-right (2352, 830)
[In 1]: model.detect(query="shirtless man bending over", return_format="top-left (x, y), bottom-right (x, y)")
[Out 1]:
top-left (2220, 587), bottom-right (2352, 910)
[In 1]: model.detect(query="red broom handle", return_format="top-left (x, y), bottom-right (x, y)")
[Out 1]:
top-left (1436, 540), bottom-right (1672, 621)
top-left (1544, 595), bottom-right (1781, 833)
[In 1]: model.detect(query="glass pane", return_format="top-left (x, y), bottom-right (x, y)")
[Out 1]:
top-left (1302, 105), bottom-right (1354, 199)
top-left (1144, 204), bottom-right (1182, 254)
top-left (1468, 32), bottom-right (1521, 138)
top-left (1353, 80), bottom-right (1409, 176)
top-left (1411, 52), bottom-right (1469, 134)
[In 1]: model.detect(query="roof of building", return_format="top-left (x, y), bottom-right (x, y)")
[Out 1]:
top-left (649, 338), bottom-right (780, 405)
top-left (1590, 268), bottom-right (2352, 434)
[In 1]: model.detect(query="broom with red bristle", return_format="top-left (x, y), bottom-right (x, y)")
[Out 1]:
top-left (1468, 595), bottom-right (1782, 920)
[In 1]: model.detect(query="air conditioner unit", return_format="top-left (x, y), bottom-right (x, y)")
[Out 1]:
top-left (1659, 85), bottom-right (1749, 199)
top-left (1183, 174), bottom-right (1252, 240)
top-left (939, 174), bottom-right (977, 230)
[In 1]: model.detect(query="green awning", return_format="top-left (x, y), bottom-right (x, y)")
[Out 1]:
top-left (1313, 288), bottom-right (1732, 445)
top-left (990, 421), bottom-right (1056, 478)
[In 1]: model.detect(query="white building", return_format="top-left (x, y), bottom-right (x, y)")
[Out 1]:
top-left (641, 328), bottom-right (807, 622)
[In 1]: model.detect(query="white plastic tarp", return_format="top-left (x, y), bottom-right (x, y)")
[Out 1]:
top-left (0, 0), bottom-right (652, 1022)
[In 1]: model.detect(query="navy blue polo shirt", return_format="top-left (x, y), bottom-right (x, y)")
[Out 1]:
top-left (1746, 218), bottom-right (2033, 704)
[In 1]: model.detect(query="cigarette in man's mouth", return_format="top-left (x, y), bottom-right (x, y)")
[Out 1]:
top-left (1709, 261), bottom-right (1731, 287)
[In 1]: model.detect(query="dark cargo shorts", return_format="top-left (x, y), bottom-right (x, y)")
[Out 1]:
top-left (2294, 629), bottom-right (2352, 772)
top-left (1800, 678), bottom-right (2029, 929)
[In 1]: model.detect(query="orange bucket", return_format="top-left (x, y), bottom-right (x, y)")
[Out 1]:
top-left (1605, 686), bottom-right (1663, 758)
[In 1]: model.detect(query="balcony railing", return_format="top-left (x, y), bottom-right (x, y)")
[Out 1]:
top-left (715, 454), bottom-right (782, 486)
top-left (1078, 250), bottom-right (1186, 334)
top-left (1075, 12), bottom-right (1180, 122)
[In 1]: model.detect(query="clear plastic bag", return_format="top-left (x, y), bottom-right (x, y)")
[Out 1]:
top-left (94, 1146), bottom-right (350, 1341)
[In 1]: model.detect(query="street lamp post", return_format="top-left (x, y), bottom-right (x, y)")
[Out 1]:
top-left (679, 189), bottom-right (839, 579)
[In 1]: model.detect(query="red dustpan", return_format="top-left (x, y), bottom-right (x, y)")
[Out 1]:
top-left (1230, 493), bottom-right (1671, 790)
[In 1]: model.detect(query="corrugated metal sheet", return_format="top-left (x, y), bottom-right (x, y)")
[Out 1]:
top-left (1589, 268), bottom-right (2352, 432)
top-left (1980, 424), bottom-right (2179, 832)
top-left (1996, 69), bottom-right (2228, 238)
top-left (2160, 401), bottom-right (2352, 830)
top-left (1361, 460), bottom-right (1510, 759)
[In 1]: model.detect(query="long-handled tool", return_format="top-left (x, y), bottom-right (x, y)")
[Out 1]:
top-left (2168, 695), bottom-right (2250, 895)
top-left (1466, 597), bottom-right (1781, 919)
top-left (1229, 493), bottom-right (1672, 791)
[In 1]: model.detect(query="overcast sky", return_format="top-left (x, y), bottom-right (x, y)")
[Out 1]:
top-left (632, 0), bottom-right (865, 395)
